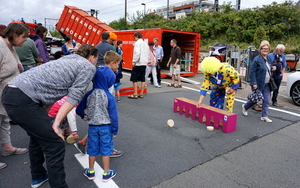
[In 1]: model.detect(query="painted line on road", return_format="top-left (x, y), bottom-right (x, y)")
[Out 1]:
top-left (124, 73), bottom-right (300, 117)
top-left (75, 153), bottom-right (119, 188)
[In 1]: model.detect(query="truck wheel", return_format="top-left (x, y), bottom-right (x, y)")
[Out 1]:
top-left (291, 82), bottom-right (300, 106)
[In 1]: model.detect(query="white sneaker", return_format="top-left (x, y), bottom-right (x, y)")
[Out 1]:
top-left (155, 85), bottom-right (161, 88)
top-left (242, 104), bottom-right (248, 116)
top-left (261, 117), bottom-right (272, 123)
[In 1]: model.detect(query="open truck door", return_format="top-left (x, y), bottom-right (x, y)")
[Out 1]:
top-left (114, 28), bottom-right (201, 77)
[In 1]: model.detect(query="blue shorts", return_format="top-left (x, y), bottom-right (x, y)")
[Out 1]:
top-left (87, 125), bottom-right (114, 157)
top-left (114, 82), bottom-right (121, 91)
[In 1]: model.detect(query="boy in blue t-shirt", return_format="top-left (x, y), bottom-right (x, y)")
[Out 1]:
top-left (76, 51), bottom-right (121, 181)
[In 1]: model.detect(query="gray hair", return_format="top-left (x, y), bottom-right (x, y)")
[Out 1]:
top-left (276, 44), bottom-right (285, 50)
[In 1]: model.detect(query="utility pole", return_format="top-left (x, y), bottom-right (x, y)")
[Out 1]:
top-left (87, 9), bottom-right (99, 18)
top-left (141, 3), bottom-right (146, 29)
top-left (167, 0), bottom-right (169, 20)
top-left (236, 0), bottom-right (241, 11)
top-left (214, 0), bottom-right (219, 12)
top-left (125, 0), bottom-right (127, 22)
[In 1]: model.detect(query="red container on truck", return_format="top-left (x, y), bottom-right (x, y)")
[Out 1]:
top-left (56, 5), bottom-right (114, 46)
top-left (113, 28), bottom-right (201, 77)
top-left (56, 6), bottom-right (201, 77)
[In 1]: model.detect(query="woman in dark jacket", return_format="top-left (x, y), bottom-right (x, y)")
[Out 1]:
top-left (242, 41), bottom-right (276, 123)
top-left (30, 26), bottom-right (49, 63)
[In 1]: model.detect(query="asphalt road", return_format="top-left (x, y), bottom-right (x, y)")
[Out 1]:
top-left (1, 72), bottom-right (300, 188)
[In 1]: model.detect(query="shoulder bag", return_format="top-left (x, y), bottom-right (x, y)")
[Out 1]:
top-left (263, 58), bottom-right (278, 92)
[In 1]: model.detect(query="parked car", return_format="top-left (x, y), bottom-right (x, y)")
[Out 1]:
top-left (286, 70), bottom-right (300, 106)
top-left (45, 36), bottom-right (65, 55)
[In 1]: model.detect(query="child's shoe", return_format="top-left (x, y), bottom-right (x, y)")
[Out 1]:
top-left (74, 141), bottom-right (86, 154)
top-left (102, 169), bottom-right (117, 182)
top-left (117, 98), bottom-right (121, 103)
top-left (83, 168), bottom-right (95, 180)
top-left (110, 149), bottom-right (122, 158)
top-left (31, 174), bottom-right (48, 188)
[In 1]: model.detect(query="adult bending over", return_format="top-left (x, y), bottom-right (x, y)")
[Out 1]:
top-left (2, 44), bottom-right (97, 188)
top-left (196, 57), bottom-right (240, 112)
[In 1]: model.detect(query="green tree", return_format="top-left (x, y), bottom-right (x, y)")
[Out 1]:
top-left (253, 26), bottom-right (268, 48)
top-left (107, 1), bottom-right (300, 51)
top-left (109, 18), bottom-right (129, 30)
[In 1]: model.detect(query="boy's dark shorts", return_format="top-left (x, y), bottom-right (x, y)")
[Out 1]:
top-left (130, 65), bottom-right (146, 82)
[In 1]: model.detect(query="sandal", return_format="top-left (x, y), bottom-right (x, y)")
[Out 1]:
top-left (167, 83), bottom-right (175, 87)
top-left (2, 147), bottom-right (28, 157)
top-left (0, 162), bottom-right (7, 169)
top-left (138, 94), bottom-right (144, 98)
top-left (128, 94), bottom-right (138, 99)
top-left (174, 84), bottom-right (182, 88)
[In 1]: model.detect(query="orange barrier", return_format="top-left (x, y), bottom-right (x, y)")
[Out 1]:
top-left (119, 87), bottom-right (148, 96)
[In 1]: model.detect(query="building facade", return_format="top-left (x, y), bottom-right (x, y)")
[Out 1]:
top-left (150, 0), bottom-right (214, 20)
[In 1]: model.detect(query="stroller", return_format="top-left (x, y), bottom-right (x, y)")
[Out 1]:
top-left (208, 42), bottom-right (231, 62)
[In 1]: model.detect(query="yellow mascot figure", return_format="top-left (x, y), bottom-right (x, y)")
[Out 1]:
top-left (197, 57), bottom-right (240, 112)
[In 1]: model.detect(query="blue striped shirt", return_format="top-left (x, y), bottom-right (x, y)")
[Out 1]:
top-left (153, 45), bottom-right (164, 60)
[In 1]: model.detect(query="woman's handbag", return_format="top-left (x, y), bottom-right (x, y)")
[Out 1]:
top-left (266, 67), bottom-right (278, 92)
top-left (269, 76), bottom-right (278, 92)
top-left (247, 89), bottom-right (264, 103)
top-left (263, 58), bottom-right (278, 92)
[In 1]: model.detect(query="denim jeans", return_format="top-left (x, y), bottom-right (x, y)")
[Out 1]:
top-left (23, 64), bottom-right (36, 71)
top-left (244, 83), bottom-right (271, 117)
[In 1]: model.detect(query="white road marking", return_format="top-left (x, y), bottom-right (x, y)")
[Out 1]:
top-left (124, 72), bottom-right (300, 118)
top-left (75, 153), bottom-right (119, 188)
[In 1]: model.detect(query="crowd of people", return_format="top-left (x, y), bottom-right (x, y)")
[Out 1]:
top-left (198, 40), bottom-right (286, 123)
top-left (0, 22), bottom-right (179, 188)
top-left (0, 22), bottom-right (287, 188)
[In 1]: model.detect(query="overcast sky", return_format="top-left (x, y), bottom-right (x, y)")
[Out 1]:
top-left (0, 0), bottom-right (295, 27)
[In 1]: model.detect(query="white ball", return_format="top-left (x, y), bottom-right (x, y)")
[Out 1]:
top-left (167, 119), bottom-right (174, 127)
top-left (206, 126), bottom-right (214, 131)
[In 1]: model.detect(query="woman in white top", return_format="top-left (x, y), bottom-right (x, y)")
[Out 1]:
top-left (0, 23), bottom-right (28, 170)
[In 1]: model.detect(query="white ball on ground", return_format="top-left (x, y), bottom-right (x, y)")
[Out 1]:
top-left (206, 126), bottom-right (214, 131)
top-left (167, 119), bottom-right (174, 127)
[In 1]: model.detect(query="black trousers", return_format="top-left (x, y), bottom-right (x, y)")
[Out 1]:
top-left (271, 74), bottom-right (282, 103)
top-left (2, 86), bottom-right (68, 188)
top-left (150, 60), bottom-right (161, 84)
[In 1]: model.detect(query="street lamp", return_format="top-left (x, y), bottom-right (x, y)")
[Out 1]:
top-left (198, 0), bottom-right (208, 12)
top-left (141, 3), bottom-right (146, 29)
